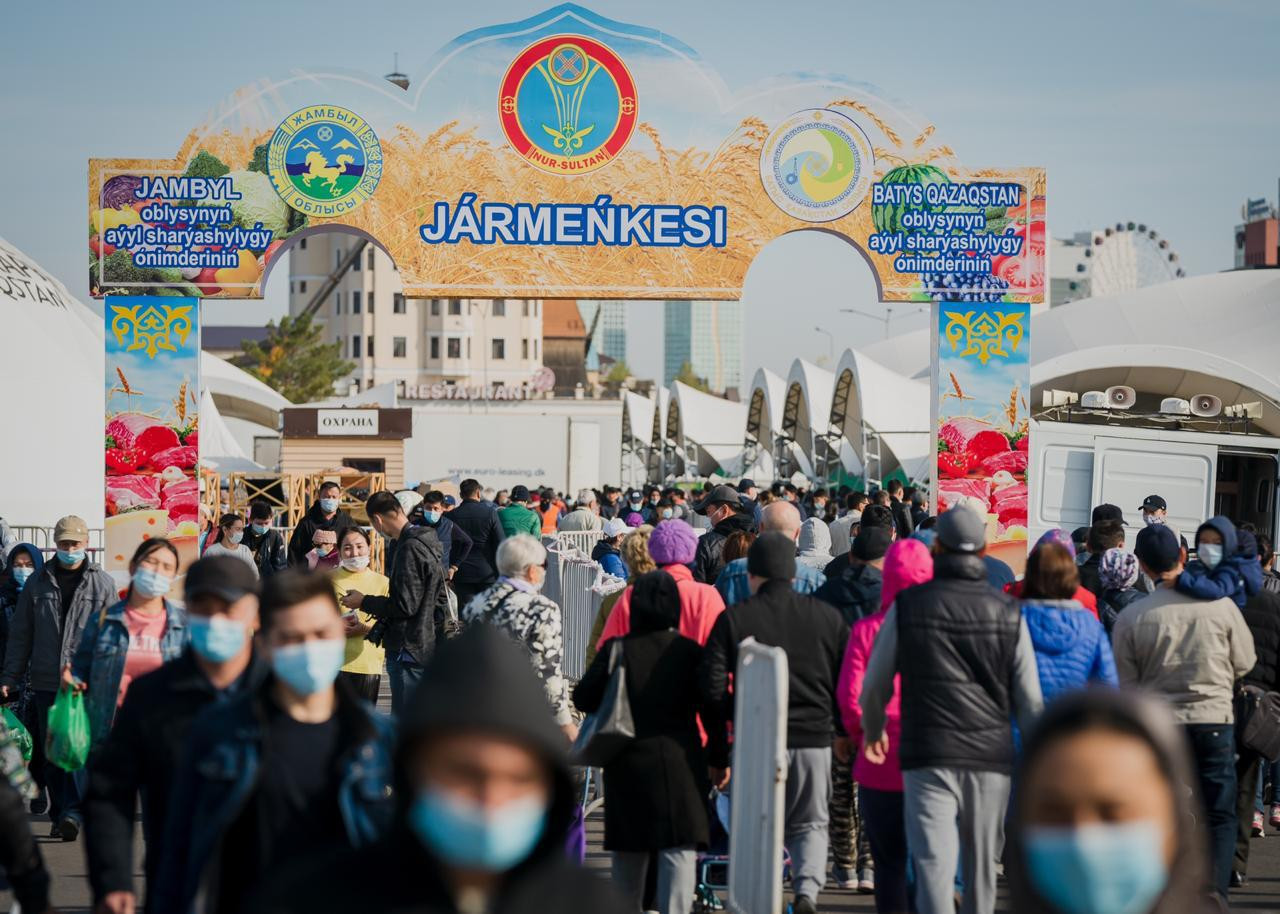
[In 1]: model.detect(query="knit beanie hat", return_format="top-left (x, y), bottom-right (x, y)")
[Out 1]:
top-left (647, 519), bottom-right (698, 566)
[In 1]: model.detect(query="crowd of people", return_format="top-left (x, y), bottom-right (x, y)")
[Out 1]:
top-left (0, 474), bottom-right (1276, 913)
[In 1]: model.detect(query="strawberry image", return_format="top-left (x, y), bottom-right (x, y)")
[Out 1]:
top-left (106, 446), bottom-right (144, 474)
top-left (938, 450), bottom-right (970, 479)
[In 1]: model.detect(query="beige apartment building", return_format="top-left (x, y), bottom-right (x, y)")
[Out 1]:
top-left (288, 233), bottom-right (545, 393)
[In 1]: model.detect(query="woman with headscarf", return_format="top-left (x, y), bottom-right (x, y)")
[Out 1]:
top-left (1097, 547), bottom-right (1144, 635)
top-left (796, 517), bottom-right (833, 571)
top-left (1005, 529), bottom-right (1099, 619)
top-left (836, 538), bottom-right (933, 913)
top-left (574, 571), bottom-right (710, 914)
top-left (1008, 688), bottom-right (1220, 914)
top-left (0, 544), bottom-right (41, 728)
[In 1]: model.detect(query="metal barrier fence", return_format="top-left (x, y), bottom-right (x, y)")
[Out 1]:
top-left (10, 525), bottom-right (107, 560)
top-left (544, 534), bottom-right (626, 681)
top-left (554, 529), bottom-right (603, 556)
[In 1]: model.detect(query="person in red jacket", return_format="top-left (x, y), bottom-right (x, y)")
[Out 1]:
top-left (1005, 528), bottom-right (1099, 620)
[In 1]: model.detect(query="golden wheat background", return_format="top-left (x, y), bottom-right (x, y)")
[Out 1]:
top-left (89, 104), bottom-right (1046, 302)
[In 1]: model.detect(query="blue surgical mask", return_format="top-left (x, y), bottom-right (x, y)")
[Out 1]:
top-left (251, 522), bottom-right (270, 536)
top-left (1025, 821), bottom-right (1168, 914)
top-left (424, 510), bottom-right (442, 524)
top-left (319, 497), bottom-right (340, 514)
top-left (1199, 542), bottom-right (1224, 570)
top-left (408, 786), bottom-right (547, 872)
top-left (227, 531), bottom-right (244, 546)
top-left (56, 549), bottom-right (85, 567)
top-left (271, 639), bottom-right (345, 695)
top-left (629, 501), bottom-right (641, 510)
top-left (188, 615), bottom-right (247, 662)
top-left (11, 567), bottom-right (33, 589)
top-left (132, 567), bottom-right (172, 598)
top-left (661, 508), bottom-right (674, 520)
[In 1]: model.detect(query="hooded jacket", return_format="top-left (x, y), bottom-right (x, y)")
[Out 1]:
top-left (813, 559), bottom-right (883, 625)
top-left (0, 544), bottom-right (42, 664)
top-left (692, 511), bottom-right (756, 585)
top-left (591, 539), bottom-right (628, 579)
top-left (1177, 515), bottom-right (1264, 608)
top-left (286, 501), bottom-right (352, 567)
top-left (1, 553), bottom-right (116, 694)
top-left (597, 564), bottom-right (725, 650)
top-left (361, 524), bottom-right (447, 662)
top-left (796, 518), bottom-right (832, 570)
top-left (1020, 599), bottom-right (1117, 703)
top-left (243, 627), bottom-right (630, 914)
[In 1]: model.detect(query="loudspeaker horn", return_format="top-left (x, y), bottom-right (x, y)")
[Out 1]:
top-left (1105, 385), bottom-right (1137, 409)
top-left (1189, 394), bottom-right (1223, 418)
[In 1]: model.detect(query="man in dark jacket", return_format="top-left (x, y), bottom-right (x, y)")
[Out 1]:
top-left (420, 489), bottom-right (473, 579)
top-left (243, 500), bottom-right (287, 578)
top-left (244, 625), bottom-right (629, 914)
top-left (448, 478), bottom-right (506, 606)
top-left (343, 492), bottom-right (447, 716)
top-left (1078, 519), bottom-right (1125, 600)
top-left (156, 570), bottom-right (394, 914)
top-left (814, 524), bottom-right (890, 624)
top-left (1, 514), bottom-right (114, 840)
top-left (860, 507), bottom-right (1043, 914)
top-left (1234, 531), bottom-right (1280, 885)
top-left (692, 485), bottom-right (757, 584)
top-left (286, 482), bottom-right (351, 566)
top-left (887, 479), bottom-right (914, 540)
top-left (909, 489), bottom-right (929, 529)
top-left (701, 533), bottom-right (849, 914)
top-left (85, 556), bottom-right (264, 913)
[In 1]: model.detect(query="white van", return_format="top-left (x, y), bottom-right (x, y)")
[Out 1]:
top-left (1030, 420), bottom-right (1280, 547)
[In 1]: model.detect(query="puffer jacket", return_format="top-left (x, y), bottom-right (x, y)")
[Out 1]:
top-left (796, 518), bottom-right (832, 570)
top-left (813, 559), bottom-right (882, 625)
top-left (1241, 586), bottom-right (1280, 692)
top-left (591, 540), bottom-right (628, 580)
top-left (692, 512), bottom-right (756, 584)
top-left (1, 558), bottom-right (116, 693)
top-left (461, 580), bottom-right (571, 725)
top-left (1021, 599), bottom-right (1117, 703)
top-left (597, 564), bottom-right (725, 650)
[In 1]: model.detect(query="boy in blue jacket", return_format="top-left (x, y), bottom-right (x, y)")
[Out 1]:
top-left (1177, 515), bottom-right (1263, 608)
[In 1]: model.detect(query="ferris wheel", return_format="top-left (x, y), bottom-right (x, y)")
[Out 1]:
top-left (1059, 221), bottom-right (1185, 302)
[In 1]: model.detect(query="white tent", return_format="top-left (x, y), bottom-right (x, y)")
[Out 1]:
top-left (0, 236), bottom-right (105, 525)
top-left (665, 381), bottom-right (749, 478)
top-left (199, 349), bottom-right (290, 429)
top-left (830, 348), bottom-right (932, 483)
top-left (780, 359), bottom-right (835, 479)
top-left (199, 388), bottom-right (265, 473)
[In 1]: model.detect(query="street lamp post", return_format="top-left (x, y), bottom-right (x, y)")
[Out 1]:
top-left (814, 325), bottom-right (834, 363)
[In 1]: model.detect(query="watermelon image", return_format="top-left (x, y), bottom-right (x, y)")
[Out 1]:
top-left (872, 163), bottom-right (951, 234)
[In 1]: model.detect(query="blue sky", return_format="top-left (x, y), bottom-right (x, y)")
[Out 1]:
top-left (4, 0), bottom-right (1276, 385)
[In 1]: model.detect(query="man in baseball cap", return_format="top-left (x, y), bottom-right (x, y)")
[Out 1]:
top-left (1139, 494), bottom-right (1169, 527)
top-left (498, 485), bottom-right (542, 539)
top-left (691, 485), bottom-right (756, 584)
top-left (84, 554), bottom-right (263, 906)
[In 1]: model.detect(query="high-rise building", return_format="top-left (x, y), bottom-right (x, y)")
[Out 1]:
top-left (663, 300), bottom-right (743, 397)
top-left (578, 300), bottom-right (628, 372)
top-left (1234, 194), bottom-right (1279, 269)
top-left (287, 234), bottom-right (544, 394)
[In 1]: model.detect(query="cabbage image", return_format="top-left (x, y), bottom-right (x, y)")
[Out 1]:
top-left (226, 170), bottom-right (289, 237)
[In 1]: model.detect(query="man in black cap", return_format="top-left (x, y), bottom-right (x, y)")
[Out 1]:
top-left (1114, 523), bottom-right (1255, 899)
top-left (1091, 502), bottom-right (1126, 526)
top-left (1139, 494), bottom-right (1168, 526)
top-left (245, 626), bottom-right (629, 914)
top-left (499, 485), bottom-right (542, 539)
top-left (738, 478), bottom-right (763, 526)
top-left (84, 555), bottom-right (265, 913)
top-left (701, 532), bottom-right (849, 914)
top-left (691, 484), bottom-right (757, 584)
top-left (860, 507), bottom-right (1043, 914)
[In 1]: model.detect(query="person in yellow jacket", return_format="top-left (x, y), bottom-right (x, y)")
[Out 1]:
top-left (332, 526), bottom-right (389, 705)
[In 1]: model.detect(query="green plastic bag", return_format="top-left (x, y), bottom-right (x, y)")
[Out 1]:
top-left (45, 688), bottom-right (90, 772)
top-left (1, 708), bottom-right (31, 762)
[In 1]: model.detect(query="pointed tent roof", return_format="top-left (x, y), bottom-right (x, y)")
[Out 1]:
top-left (199, 388), bottom-right (266, 472)
top-left (830, 348), bottom-right (932, 483)
top-left (622, 391), bottom-right (655, 444)
top-left (665, 381), bottom-right (748, 477)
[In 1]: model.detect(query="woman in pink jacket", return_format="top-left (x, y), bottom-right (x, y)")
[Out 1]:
top-left (837, 538), bottom-right (933, 914)
top-left (597, 520), bottom-right (725, 648)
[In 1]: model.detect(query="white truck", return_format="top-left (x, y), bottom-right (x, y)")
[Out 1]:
top-left (1030, 420), bottom-right (1280, 547)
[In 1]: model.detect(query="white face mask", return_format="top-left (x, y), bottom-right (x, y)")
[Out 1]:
top-left (1143, 512), bottom-right (1165, 527)
top-left (340, 555), bottom-right (370, 572)
top-left (1199, 542), bottom-right (1224, 570)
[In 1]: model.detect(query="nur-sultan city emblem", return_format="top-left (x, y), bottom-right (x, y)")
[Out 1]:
top-left (499, 36), bottom-right (638, 175)
top-left (760, 109), bottom-right (874, 223)
top-left (267, 106), bottom-right (383, 215)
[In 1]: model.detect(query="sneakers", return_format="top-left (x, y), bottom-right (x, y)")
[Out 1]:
top-left (1271, 803), bottom-right (1280, 830)
top-left (792, 896), bottom-right (817, 914)
top-left (857, 868), bottom-right (875, 894)
top-left (1253, 811), bottom-right (1265, 837)
top-left (829, 866), bottom-right (857, 889)
top-left (1231, 870), bottom-right (1249, 889)
top-left (57, 816), bottom-right (79, 842)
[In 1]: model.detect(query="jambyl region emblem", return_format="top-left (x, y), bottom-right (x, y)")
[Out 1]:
top-left (499, 36), bottom-right (638, 175)
top-left (267, 106), bottom-right (383, 215)
top-left (760, 109), bottom-right (874, 223)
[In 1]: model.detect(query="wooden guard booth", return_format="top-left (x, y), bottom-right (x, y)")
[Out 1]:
top-left (280, 408), bottom-right (411, 491)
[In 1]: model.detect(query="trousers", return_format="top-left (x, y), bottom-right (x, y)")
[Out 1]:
top-left (829, 749), bottom-right (873, 873)
top-left (1183, 723), bottom-right (1237, 898)
top-left (385, 657), bottom-right (424, 718)
top-left (860, 786), bottom-right (911, 914)
top-left (903, 767), bottom-right (1009, 914)
top-left (784, 747), bottom-right (832, 901)
top-left (611, 846), bottom-right (696, 914)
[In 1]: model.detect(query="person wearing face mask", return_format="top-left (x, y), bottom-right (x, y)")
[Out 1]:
top-left (420, 490), bottom-right (474, 583)
top-left (331, 526), bottom-right (388, 705)
top-left (343, 492), bottom-right (447, 717)
top-left (591, 518), bottom-right (631, 580)
top-left (1139, 494), bottom-right (1169, 527)
top-left (461, 535), bottom-right (576, 742)
top-left (0, 543), bottom-right (41, 730)
top-left (243, 625), bottom-right (630, 914)
top-left (691, 485), bottom-right (757, 585)
top-left (83, 555), bottom-right (263, 914)
top-left (1113, 523), bottom-right (1256, 899)
top-left (1175, 516), bottom-right (1264, 609)
top-left (305, 528), bottom-right (340, 571)
top-left (242, 500), bottom-right (287, 578)
top-left (155, 569), bottom-right (394, 914)
top-left (1008, 688), bottom-right (1217, 914)
top-left (286, 481), bottom-right (352, 567)
top-left (1, 515), bottom-right (114, 841)
top-left (202, 514), bottom-right (259, 577)
top-left (69, 538), bottom-right (188, 753)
